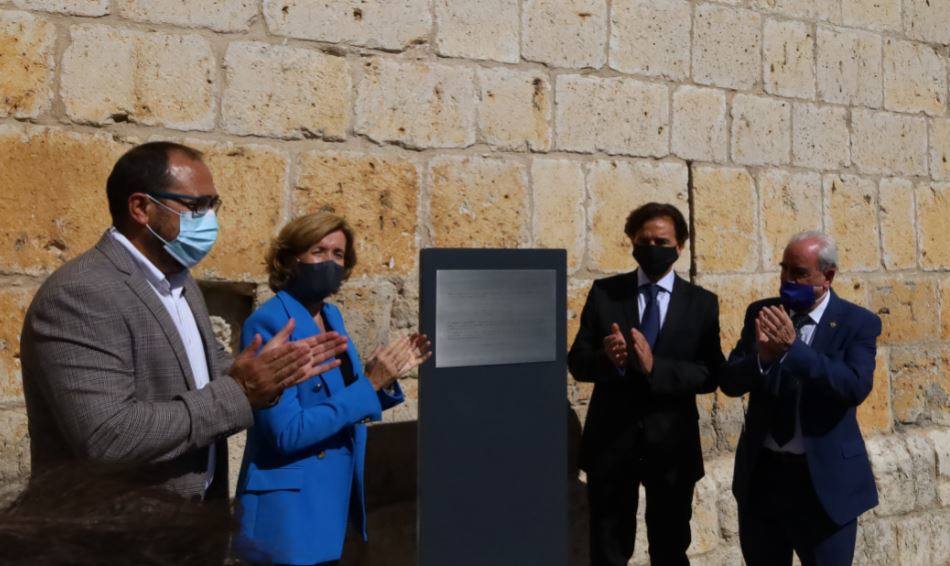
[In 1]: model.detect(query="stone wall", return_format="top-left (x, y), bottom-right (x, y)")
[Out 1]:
top-left (0, 0), bottom-right (948, 564)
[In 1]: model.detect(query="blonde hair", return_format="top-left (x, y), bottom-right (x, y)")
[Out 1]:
top-left (266, 211), bottom-right (357, 292)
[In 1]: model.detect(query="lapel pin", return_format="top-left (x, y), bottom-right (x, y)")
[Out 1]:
top-left (829, 321), bottom-right (837, 328)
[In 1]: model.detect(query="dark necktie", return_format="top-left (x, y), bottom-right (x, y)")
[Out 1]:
top-left (640, 284), bottom-right (661, 349)
top-left (771, 313), bottom-right (811, 447)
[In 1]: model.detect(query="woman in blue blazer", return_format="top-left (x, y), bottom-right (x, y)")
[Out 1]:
top-left (234, 212), bottom-right (429, 565)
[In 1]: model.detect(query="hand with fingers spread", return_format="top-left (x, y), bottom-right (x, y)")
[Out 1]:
top-left (603, 323), bottom-right (628, 369)
top-left (755, 306), bottom-right (794, 365)
top-left (298, 331), bottom-right (349, 377)
top-left (365, 333), bottom-right (431, 391)
top-left (629, 328), bottom-right (654, 374)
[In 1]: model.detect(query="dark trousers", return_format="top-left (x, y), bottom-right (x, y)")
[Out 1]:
top-left (587, 460), bottom-right (696, 566)
top-left (739, 449), bottom-right (857, 566)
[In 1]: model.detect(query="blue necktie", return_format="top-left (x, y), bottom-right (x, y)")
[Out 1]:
top-left (771, 313), bottom-right (810, 447)
top-left (640, 284), bottom-right (661, 349)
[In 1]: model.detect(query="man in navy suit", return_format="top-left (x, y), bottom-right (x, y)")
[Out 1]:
top-left (721, 231), bottom-right (881, 566)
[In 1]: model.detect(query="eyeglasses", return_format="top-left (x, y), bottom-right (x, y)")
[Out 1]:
top-left (147, 191), bottom-right (222, 217)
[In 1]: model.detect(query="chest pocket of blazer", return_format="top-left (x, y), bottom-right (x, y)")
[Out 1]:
top-left (243, 466), bottom-right (304, 492)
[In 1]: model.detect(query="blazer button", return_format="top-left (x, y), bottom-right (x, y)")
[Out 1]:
top-left (313, 382), bottom-right (322, 392)
top-left (361, 418), bottom-right (372, 424)
top-left (317, 451), bottom-right (326, 459)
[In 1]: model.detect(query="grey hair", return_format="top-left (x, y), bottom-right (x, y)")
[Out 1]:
top-left (787, 231), bottom-right (838, 270)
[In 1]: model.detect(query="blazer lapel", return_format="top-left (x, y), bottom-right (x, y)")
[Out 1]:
top-left (183, 276), bottom-right (219, 380)
top-left (621, 270), bottom-right (640, 335)
top-left (809, 291), bottom-right (842, 353)
top-left (653, 275), bottom-right (689, 354)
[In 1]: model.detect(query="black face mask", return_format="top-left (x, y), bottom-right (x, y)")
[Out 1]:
top-left (632, 244), bottom-right (679, 280)
top-left (284, 260), bottom-right (344, 306)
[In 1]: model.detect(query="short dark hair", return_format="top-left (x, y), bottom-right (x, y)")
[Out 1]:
top-left (623, 202), bottom-right (689, 246)
top-left (106, 142), bottom-right (204, 224)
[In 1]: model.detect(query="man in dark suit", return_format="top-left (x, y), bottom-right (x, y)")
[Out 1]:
top-left (721, 231), bottom-right (881, 566)
top-left (568, 202), bottom-right (724, 566)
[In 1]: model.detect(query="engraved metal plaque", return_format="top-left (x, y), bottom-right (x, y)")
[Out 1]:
top-left (435, 269), bottom-right (556, 368)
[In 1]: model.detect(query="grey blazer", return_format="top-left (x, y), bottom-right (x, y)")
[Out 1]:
top-left (20, 232), bottom-right (254, 499)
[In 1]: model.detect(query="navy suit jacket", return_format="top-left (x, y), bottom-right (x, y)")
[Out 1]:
top-left (720, 290), bottom-right (880, 525)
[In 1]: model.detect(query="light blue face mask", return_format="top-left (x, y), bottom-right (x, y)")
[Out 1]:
top-left (146, 196), bottom-right (219, 269)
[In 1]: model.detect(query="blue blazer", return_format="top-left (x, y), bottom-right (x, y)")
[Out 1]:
top-left (720, 291), bottom-right (881, 526)
top-left (234, 291), bottom-right (403, 565)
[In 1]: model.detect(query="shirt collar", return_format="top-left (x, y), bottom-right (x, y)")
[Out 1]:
top-left (109, 227), bottom-right (187, 295)
top-left (636, 268), bottom-right (675, 294)
top-left (800, 288), bottom-right (831, 325)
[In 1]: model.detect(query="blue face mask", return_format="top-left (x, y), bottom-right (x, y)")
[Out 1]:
top-left (146, 196), bottom-right (219, 269)
top-left (779, 281), bottom-right (817, 313)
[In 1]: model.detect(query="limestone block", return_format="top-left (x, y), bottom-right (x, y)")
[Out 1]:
top-left (62, 24), bottom-right (216, 131)
top-left (929, 428), bottom-right (950, 506)
top-left (115, 0), bottom-right (257, 32)
top-left (587, 159), bottom-right (689, 273)
top-left (731, 94), bottom-right (791, 166)
top-left (896, 514), bottom-right (934, 566)
top-left (0, 124), bottom-right (131, 274)
top-left (532, 159), bottom-right (585, 272)
top-left (428, 155), bottom-right (529, 248)
top-left (688, 473), bottom-right (721, 555)
top-left (904, 0), bottom-right (950, 45)
top-left (758, 168), bottom-right (823, 270)
top-left (858, 349), bottom-right (893, 435)
top-left (853, 519), bottom-right (899, 566)
top-left (262, 0), bottom-right (431, 50)
top-left (915, 182), bottom-right (950, 270)
top-left (883, 38), bottom-right (947, 117)
top-left (694, 274), bottom-right (775, 355)
top-left (816, 26), bottom-right (882, 108)
top-left (0, 287), bottom-right (35, 401)
top-left (671, 86), bottom-right (728, 163)
top-left (868, 435), bottom-right (916, 516)
top-left (792, 103), bottom-right (850, 171)
top-left (609, 0), bottom-right (691, 80)
top-left (749, 0), bottom-right (840, 21)
top-left (222, 42), bottom-right (349, 140)
top-left (692, 4), bottom-right (761, 90)
top-left (878, 178), bottom-right (917, 270)
top-left (12, 0), bottom-right (107, 15)
top-left (763, 18), bottom-right (816, 100)
top-left (841, 0), bottom-right (901, 31)
top-left (0, 10), bottom-right (55, 119)
top-left (868, 278), bottom-right (938, 344)
top-left (334, 279), bottom-right (398, 360)
top-left (693, 165), bottom-right (759, 273)
top-left (851, 110), bottom-right (928, 176)
top-left (942, 278), bottom-right (950, 340)
top-left (435, 0), bottom-right (519, 63)
top-left (522, 0), bottom-right (607, 69)
top-left (293, 150), bottom-right (420, 278)
top-left (905, 433), bottom-right (938, 510)
top-left (356, 58), bottom-right (476, 149)
top-left (556, 74), bottom-right (668, 157)
top-left (0, 404), bottom-right (29, 484)
top-left (477, 67), bottom-right (551, 151)
top-left (931, 118), bottom-right (950, 181)
top-left (889, 347), bottom-right (939, 424)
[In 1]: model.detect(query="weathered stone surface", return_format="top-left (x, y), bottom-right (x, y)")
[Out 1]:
top-left (172, 140), bottom-right (289, 283)
top-left (0, 287), bottom-right (34, 401)
top-left (859, 351), bottom-right (893, 436)
top-left (792, 103), bottom-right (850, 171)
top-left (556, 74), bottom-right (668, 157)
top-left (477, 67), bottom-right (551, 152)
top-left (833, 274), bottom-right (869, 307)
top-left (915, 183), bottom-right (950, 270)
top-left (568, 280), bottom-right (595, 405)
top-left (868, 278), bottom-right (938, 344)
top-left (905, 433), bottom-right (938, 510)
top-left (693, 166), bottom-right (759, 273)
top-left (435, 0), bottom-right (519, 63)
top-left (262, 0), bottom-right (431, 50)
top-left (883, 38), bottom-right (947, 117)
top-left (521, 0), bottom-right (607, 69)
top-left (930, 428), bottom-right (950, 506)
top-left (869, 435), bottom-right (916, 516)
top-left (877, 178), bottom-right (917, 270)
top-left (532, 158), bottom-right (585, 272)
top-left (0, 405), bottom-right (29, 484)
top-left (333, 280), bottom-right (398, 366)
top-left (688, 473), bottom-right (721, 555)
top-left (356, 58), bottom-right (476, 149)
top-left (293, 150), bottom-right (420, 278)
top-left (222, 42), bottom-right (349, 140)
top-left (692, 4), bottom-right (761, 90)
top-left (816, 26), bottom-right (882, 108)
top-left (428, 155), bottom-right (529, 248)
top-left (896, 514), bottom-right (934, 566)
top-left (695, 274), bottom-right (775, 352)
top-left (942, 278), bottom-right (950, 341)
top-left (824, 174), bottom-right (880, 272)
top-left (904, 0), bottom-right (950, 45)
top-left (714, 391), bottom-right (746, 452)
top-left (748, 0), bottom-right (840, 21)
top-left (851, 109), bottom-right (928, 177)
top-left (587, 159), bottom-right (689, 273)
top-left (706, 458), bottom-right (738, 543)
top-left (935, 346), bottom-right (950, 426)
top-left (11, 0), bottom-right (107, 15)
top-left (763, 18), bottom-right (815, 100)
top-left (0, 10), bottom-right (55, 119)
top-left (609, 0), bottom-right (690, 80)
top-left (889, 347), bottom-right (939, 424)
top-left (758, 169), bottom-right (823, 270)
top-left (854, 519), bottom-right (899, 566)
top-left (731, 94), bottom-right (791, 166)
top-left (62, 24), bottom-right (216, 131)
top-left (841, 0), bottom-right (901, 31)
top-left (115, 0), bottom-right (257, 32)
top-left (0, 125), bottom-right (130, 274)
top-left (932, 510), bottom-right (950, 566)
top-left (932, 118), bottom-right (950, 181)
top-left (671, 86), bottom-right (727, 163)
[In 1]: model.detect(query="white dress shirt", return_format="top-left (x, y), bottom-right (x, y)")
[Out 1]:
top-left (636, 268), bottom-right (675, 328)
top-left (763, 290), bottom-right (831, 454)
top-left (110, 228), bottom-right (215, 489)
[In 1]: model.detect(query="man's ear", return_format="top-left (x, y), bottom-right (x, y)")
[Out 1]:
top-left (127, 193), bottom-right (151, 226)
top-left (824, 268), bottom-right (837, 287)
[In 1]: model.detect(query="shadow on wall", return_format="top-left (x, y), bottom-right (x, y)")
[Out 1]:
top-left (341, 404), bottom-right (590, 566)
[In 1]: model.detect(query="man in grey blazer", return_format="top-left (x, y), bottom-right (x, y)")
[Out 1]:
top-left (20, 142), bottom-right (347, 504)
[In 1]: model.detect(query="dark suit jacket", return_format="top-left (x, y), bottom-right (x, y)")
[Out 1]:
top-left (720, 291), bottom-right (880, 525)
top-left (568, 271), bottom-right (724, 484)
